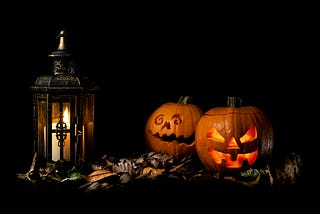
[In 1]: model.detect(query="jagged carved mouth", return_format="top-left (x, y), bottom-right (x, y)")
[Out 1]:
top-left (153, 132), bottom-right (195, 145)
top-left (208, 147), bottom-right (258, 168)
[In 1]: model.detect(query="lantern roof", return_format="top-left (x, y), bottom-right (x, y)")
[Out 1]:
top-left (31, 29), bottom-right (97, 92)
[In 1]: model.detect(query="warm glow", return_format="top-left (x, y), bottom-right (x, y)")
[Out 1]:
top-left (208, 148), bottom-right (258, 168)
top-left (206, 125), bottom-right (259, 167)
top-left (225, 137), bottom-right (240, 149)
top-left (63, 107), bottom-right (70, 126)
top-left (51, 104), bottom-right (71, 161)
top-left (240, 125), bottom-right (257, 143)
top-left (207, 127), bottom-right (225, 142)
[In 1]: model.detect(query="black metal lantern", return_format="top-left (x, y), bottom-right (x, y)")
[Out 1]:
top-left (30, 30), bottom-right (98, 164)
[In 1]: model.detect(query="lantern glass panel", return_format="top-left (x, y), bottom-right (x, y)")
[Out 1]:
top-left (51, 101), bottom-right (71, 161)
top-left (37, 99), bottom-right (47, 158)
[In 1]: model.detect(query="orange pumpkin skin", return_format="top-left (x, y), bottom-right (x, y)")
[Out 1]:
top-left (195, 106), bottom-right (274, 173)
top-left (145, 98), bottom-right (203, 156)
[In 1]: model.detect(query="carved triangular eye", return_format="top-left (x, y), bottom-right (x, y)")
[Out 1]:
top-left (207, 127), bottom-right (225, 143)
top-left (240, 124), bottom-right (257, 143)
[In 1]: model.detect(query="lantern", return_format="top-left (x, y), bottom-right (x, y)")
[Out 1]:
top-left (30, 30), bottom-right (98, 164)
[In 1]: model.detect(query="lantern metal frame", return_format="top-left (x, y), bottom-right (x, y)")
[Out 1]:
top-left (30, 30), bottom-right (98, 164)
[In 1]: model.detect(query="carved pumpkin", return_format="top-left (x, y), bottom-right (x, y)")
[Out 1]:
top-left (195, 97), bottom-right (274, 173)
top-left (145, 96), bottom-right (203, 156)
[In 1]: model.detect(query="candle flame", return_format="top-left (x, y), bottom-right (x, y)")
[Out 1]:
top-left (63, 107), bottom-right (70, 124)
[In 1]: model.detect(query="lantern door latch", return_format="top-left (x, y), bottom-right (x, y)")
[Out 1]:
top-left (75, 116), bottom-right (82, 143)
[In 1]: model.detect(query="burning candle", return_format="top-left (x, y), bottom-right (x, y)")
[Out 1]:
top-left (43, 107), bottom-right (71, 161)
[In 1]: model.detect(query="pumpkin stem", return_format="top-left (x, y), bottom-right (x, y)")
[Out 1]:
top-left (227, 96), bottom-right (242, 107)
top-left (178, 96), bottom-right (192, 104)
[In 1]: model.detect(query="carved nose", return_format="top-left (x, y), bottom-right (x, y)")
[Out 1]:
top-left (226, 137), bottom-right (240, 149)
top-left (162, 121), bottom-right (171, 130)
top-left (226, 137), bottom-right (240, 161)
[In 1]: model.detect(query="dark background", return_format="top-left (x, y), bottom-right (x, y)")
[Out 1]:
top-left (3, 7), bottom-right (316, 199)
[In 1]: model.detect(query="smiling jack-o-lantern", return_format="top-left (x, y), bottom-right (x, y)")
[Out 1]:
top-left (145, 96), bottom-right (203, 156)
top-left (195, 97), bottom-right (274, 173)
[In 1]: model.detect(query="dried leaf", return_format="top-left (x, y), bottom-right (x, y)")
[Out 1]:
top-left (16, 173), bottom-right (28, 180)
top-left (224, 174), bottom-right (261, 188)
top-left (84, 182), bottom-right (101, 193)
top-left (113, 158), bottom-right (137, 175)
top-left (135, 157), bottom-right (145, 164)
top-left (238, 174), bottom-right (261, 187)
top-left (142, 167), bottom-right (165, 176)
top-left (85, 169), bottom-right (117, 183)
top-left (150, 159), bottom-right (159, 168)
top-left (169, 162), bottom-right (187, 173)
top-left (119, 173), bottom-right (132, 183)
top-left (61, 172), bottom-right (82, 182)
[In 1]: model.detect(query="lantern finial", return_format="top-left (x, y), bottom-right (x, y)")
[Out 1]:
top-left (57, 30), bottom-right (68, 51)
top-left (48, 29), bottom-right (75, 76)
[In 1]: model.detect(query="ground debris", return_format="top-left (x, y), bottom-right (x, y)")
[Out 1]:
top-left (16, 151), bottom-right (304, 194)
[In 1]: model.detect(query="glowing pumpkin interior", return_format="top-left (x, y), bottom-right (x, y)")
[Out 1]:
top-left (207, 124), bottom-right (258, 168)
top-left (195, 101), bottom-right (274, 173)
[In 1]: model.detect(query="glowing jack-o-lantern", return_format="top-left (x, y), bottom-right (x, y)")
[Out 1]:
top-left (145, 96), bottom-right (203, 156)
top-left (195, 97), bottom-right (274, 173)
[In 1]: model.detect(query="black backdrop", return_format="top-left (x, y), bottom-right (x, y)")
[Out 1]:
top-left (2, 6), bottom-right (318, 212)
top-left (4, 10), bottom-right (313, 190)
